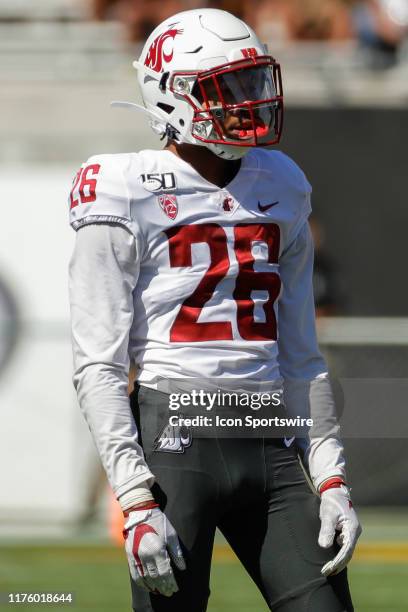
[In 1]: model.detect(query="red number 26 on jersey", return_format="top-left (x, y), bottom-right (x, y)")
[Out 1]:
top-left (165, 223), bottom-right (281, 342)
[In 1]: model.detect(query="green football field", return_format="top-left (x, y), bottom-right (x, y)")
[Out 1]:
top-left (1, 510), bottom-right (407, 611)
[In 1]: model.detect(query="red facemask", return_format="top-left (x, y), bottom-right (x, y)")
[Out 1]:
top-left (170, 55), bottom-right (284, 148)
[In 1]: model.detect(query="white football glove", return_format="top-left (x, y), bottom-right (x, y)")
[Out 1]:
top-left (124, 505), bottom-right (186, 596)
top-left (318, 484), bottom-right (362, 577)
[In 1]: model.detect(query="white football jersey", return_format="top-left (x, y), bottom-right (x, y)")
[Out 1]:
top-left (68, 147), bottom-right (346, 498)
top-left (70, 148), bottom-right (315, 386)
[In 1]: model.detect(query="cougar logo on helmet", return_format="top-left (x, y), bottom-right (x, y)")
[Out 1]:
top-left (144, 25), bottom-right (183, 73)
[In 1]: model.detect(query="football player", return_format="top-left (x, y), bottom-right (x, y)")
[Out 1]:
top-left (69, 8), bottom-right (361, 612)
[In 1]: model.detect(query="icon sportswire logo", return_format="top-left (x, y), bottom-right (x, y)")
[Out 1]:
top-left (144, 24), bottom-right (183, 73)
top-left (258, 200), bottom-right (279, 213)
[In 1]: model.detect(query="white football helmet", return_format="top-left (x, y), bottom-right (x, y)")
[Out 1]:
top-left (132, 9), bottom-right (284, 160)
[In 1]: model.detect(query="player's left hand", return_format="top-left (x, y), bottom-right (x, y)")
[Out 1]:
top-left (318, 483), bottom-right (362, 577)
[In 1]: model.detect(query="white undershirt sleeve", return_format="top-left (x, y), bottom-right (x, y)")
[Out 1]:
top-left (69, 223), bottom-right (154, 500)
top-left (278, 222), bottom-right (346, 491)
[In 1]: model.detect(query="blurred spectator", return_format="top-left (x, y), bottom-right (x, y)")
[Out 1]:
top-left (242, 0), bottom-right (353, 44)
top-left (206, 0), bottom-right (246, 19)
top-left (89, 1), bottom-right (255, 41)
top-left (90, 0), bottom-right (241, 41)
top-left (87, 0), bottom-right (408, 72)
top-left (89, 0), bottom-right (355, 43)
top-left (347, 0), bottom-right (408, 68)
top-left (309, 217), bottom-right (344, 317)
top-left (90, 0), bottom-right (186, 40)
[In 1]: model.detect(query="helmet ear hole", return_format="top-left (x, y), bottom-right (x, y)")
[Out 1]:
top-left (157, 102), bottom-right (175, 115)
top-left (179, 119), bottom-right (185, 126)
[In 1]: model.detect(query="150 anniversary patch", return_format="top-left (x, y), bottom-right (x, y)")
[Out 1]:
top-left (141, 172), bottom-right (176, 192)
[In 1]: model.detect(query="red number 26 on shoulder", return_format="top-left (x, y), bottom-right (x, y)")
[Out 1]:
top-left (70, 164), bottom-right (100, 209)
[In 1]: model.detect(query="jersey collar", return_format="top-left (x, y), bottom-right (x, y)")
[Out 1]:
top-left (160, 148), bottom-right (260, 199)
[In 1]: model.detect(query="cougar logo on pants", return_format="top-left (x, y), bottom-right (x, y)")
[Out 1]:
top-left (154, 417), bottom-right (192, 453)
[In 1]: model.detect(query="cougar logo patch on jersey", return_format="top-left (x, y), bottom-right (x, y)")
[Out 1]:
top-left (141, 172), bottom-right (176, 192)
top-left (217, 191), bottom-right (237, 215)
top-left (154, 418), bottom-right (192, 453)
top-left (144, 25), bottom-right (183, 73)
top-left (222, 197), bottom-right (234, 213)
top-left (158, 194), bottom-right (178, 220)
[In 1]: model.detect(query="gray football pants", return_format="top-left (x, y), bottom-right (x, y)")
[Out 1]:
top-left (129, 384), bottom-right (354, 612)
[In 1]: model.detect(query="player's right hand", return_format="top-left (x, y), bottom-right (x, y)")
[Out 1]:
top-left (123, 503), bottom-right (186, 596)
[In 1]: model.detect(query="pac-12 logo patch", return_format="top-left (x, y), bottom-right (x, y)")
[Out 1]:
top-left (144, 24), bottom-right (183, 73)
top-left (154, 417), bottom-right (192, 453)
top-left (158, 194), bottom-right (178, 220)
top-left (141, 172), bottom-right (176, 192)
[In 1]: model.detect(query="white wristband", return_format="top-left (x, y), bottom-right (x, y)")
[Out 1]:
top-left (118, 482), bottom-right (154, 511)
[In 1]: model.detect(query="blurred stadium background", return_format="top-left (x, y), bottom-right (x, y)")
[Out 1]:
top-left (0, 1), bottom-right (407, 610)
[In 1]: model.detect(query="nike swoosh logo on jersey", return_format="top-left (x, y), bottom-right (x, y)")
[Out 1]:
top-left (284, 436), bottom-right (295, 448)
top-left (258, 200), bottom-right (279, 212)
